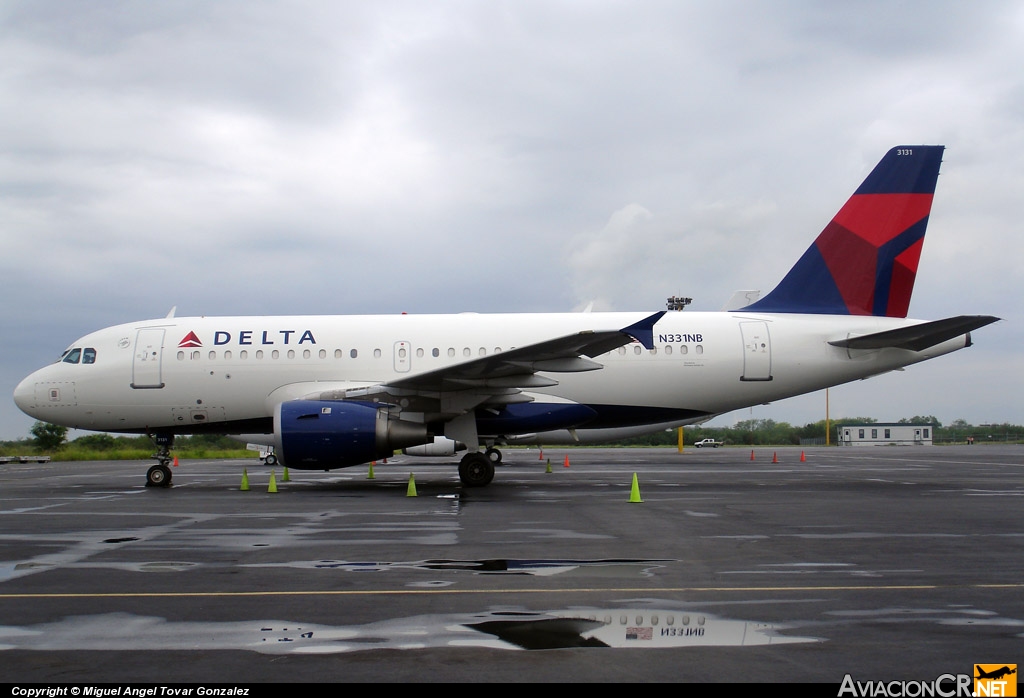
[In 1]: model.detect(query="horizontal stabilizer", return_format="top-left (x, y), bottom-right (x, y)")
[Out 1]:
top-left (828, 315), bottom-right (1000, 352)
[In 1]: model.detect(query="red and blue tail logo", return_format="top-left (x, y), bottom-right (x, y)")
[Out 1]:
top-left (740, 146), bottom-right (945, 317)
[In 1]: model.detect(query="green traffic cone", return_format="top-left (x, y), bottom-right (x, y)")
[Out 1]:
top-left (629, 473), bottom-right (643, 503)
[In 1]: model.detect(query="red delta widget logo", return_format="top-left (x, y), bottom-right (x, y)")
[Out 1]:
top-left (177, 330), bottom-right (317, 348)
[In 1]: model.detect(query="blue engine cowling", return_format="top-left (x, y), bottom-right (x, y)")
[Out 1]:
top-left (274, 400), bottom-right (430, 470)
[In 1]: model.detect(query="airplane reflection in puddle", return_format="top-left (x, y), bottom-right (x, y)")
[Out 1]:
top-left (248, 558), bottom-right (673, 577)
top-left (0, 607), bottom-right (819, 653)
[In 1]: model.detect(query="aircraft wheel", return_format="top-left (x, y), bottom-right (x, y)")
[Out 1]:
top-left (459, 452), bottom-right (495, 487)
top-left (485, 447), bottom-right (503, 465)
top-left (264, 454), bottom-right (278, 466)
top-left (146, 464), bottom-right (172, 488)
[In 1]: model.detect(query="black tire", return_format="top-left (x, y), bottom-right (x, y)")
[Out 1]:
top-left (485, 447), bottom-right (502, 465)
top-left (459, 453), bottom-right (495, 487)
top-left (146, 464), bottom-right (172, 488)
top-left (265, 454), bottom-right (278, 466)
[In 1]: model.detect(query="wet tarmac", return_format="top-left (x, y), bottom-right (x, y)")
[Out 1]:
top-left (0, 445), bottom-right (1021, 683)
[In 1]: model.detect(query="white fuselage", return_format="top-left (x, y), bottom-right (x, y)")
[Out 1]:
top-left (14, 310), bottom-right (968, 444)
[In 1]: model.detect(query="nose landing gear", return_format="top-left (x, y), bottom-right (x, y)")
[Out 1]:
top-left (146, 433), bottom-right (174, 488)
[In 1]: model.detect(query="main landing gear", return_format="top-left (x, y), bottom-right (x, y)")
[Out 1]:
top-left (458, 452), bottom-right (495, 487)
top-left (146, 433), bottom-right (174, 488)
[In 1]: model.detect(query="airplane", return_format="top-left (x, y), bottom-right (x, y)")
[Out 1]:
top-left (975, 666), bottom-right (1017, 681)
top-left (13, 145), bottom-right (999, 489)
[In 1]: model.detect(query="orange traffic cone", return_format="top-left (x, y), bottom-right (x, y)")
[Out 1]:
top-left (772, 452), bottom-right (778, 463)
top-left (563, 455), bottom-right (570, 468)
top-left (750, 450), bottom-right (755, 461)
top-left (539, 449), bottom-right (544, 460)
top-left (173, 456), bottom-right (179, 467)
top-left (800, 451), bottom-right (806, 462)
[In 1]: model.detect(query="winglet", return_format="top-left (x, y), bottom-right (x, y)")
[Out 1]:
top-left (621, 311), bottom-right (666, 349)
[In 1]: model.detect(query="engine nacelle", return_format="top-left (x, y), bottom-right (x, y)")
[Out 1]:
top-left (274, 400), bottom-right (429, 469)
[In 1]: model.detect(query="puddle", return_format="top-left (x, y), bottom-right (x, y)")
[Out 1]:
top-left (0, 606), bottom-right (819, 654)
top-left (248, 558), bottom-right (672, 578)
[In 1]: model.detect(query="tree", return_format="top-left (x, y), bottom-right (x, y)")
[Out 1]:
top-left (898, 415), bottom-right (942, 428)
top-left (30, 421), bottom-right (68, 451)
top-left (73, 433), bottom-right (116, 450)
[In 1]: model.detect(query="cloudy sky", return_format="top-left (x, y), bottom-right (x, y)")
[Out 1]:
top-left (2, 1), bottom-right (1021, 440)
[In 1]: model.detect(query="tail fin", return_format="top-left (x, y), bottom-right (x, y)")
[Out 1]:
top-left (738, 145), bottom-right (945, 317)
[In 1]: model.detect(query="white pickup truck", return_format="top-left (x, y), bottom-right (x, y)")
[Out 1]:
top-left (693, 438), bottom-right (721, 448)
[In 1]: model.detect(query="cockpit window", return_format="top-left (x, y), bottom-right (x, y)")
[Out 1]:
top-left (57, 347), bottom-right (97, 365)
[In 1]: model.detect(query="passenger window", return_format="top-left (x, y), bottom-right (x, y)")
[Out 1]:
top-left (63, 348), bottom-right (82, 364)
top-left (82, 348), bottom-right (97, 364)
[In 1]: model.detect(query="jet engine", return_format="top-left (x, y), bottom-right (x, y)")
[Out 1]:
top-left (274, 400), bottom-right (429, 469)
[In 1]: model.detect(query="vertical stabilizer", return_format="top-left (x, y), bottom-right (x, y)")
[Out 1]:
top-left (738, 146), bottom-right (944, 317)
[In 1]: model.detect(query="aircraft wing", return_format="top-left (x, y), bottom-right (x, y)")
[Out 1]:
top-left (828, 315), bottom-right (1000, 352)
top-left (315, 311), bottom-right (666, 415)
top-left (391, 310), bottom-right (665, 391)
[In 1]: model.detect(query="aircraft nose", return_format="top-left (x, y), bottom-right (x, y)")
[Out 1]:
top-left (13, 374), bottom-right (37, 417)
